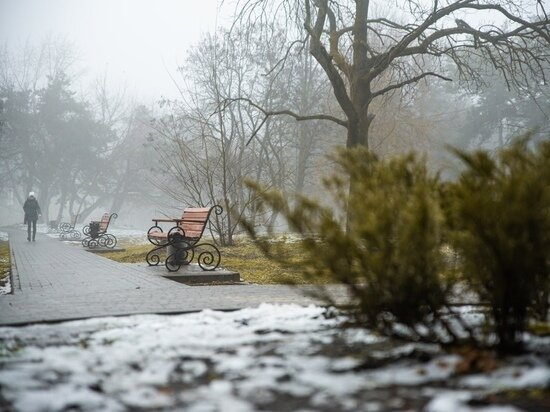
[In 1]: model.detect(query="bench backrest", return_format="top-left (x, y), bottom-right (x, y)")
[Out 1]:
top-left (98, 212), bottom-right (117, 232)
top-left (99, 213), bottom-right (110, 231)
top-left (178, 207), bottom-right (219, 241)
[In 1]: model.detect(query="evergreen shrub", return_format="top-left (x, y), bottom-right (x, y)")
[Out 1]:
top-left (245, 149), bottom-right (457, 343)
top-left (243, 137), bottom-right (550, 353)
top-left (445, 136), bottom-right (550, 353)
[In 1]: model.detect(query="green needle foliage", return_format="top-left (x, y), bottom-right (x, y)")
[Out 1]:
top-left (445, 135), bottom-right (550, 353)
top-left (244, 148), bottom-right (458, 344)
top-left (243, 135), bottom-right (550, 354)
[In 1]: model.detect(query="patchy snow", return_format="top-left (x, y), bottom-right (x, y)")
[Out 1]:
top-left (42, 223), bottom-right (149, 245)
top-left (39, 224), bottom-right (306, 247)
top-left (461, 364), bottom-right (550, 389)
top-left (0, 231), bottom-right (8, 242)
top-left (0, 304), bottom-right (548, 411)
top-left (107, 227), bottom-right (149, 245)
top-left (0, 275), bottom-right (10, 295)
top-left (425, 390), bottom-right (522, 412)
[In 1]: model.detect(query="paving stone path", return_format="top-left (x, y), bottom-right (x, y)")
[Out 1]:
top-left (0, 228), bottom-right (347, 326)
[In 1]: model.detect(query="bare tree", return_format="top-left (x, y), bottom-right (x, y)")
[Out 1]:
top-left (282, 40), bottom-right (338, 194)
top-left (232, 0), bottom-right (550, 149)
top-left (149, 22), bottom-right (344, 242)
top-left (152, 31), bottom-right (273, 244)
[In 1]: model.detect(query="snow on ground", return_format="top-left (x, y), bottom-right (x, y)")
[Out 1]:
top-left (39, 224), bottom-right (149, 245)
top-left (36, 223), bottom-right (310, 247)
top-left (41, 224), bottom-right (309, 246)
top-left (0, 276), bottom-right (10, 296)
top-left (101, 227), bottom-right (149, 245)
top-left (1, 304), bottom-right (549, 412)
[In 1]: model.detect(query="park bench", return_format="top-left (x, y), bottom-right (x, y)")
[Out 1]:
top-left (59, 214), bottom-right (81, 240)
top-left (146, 205), bottom-right (223, 272)
top-left (81, 212), bottom-right (118, 249)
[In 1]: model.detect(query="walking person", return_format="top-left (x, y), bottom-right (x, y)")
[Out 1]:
top-left (23, 191), bottom-right (41, 241)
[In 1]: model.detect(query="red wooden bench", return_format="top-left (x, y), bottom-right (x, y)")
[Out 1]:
top-left (146, 205), bottom-right (223, 271)
top-left (82, 212), bottom-right (118, 248)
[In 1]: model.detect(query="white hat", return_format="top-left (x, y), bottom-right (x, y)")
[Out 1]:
top-left (29, 191), bottom-right (35, 197)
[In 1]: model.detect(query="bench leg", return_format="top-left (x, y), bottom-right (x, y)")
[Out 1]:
top-left (82, 236), bottom-right (98, 248)
top-left (194, 243), bottom-right (221, 271)
top-left (146, 244), bottom-right (167, 266)
top-left (147, 240), bottom-right (194, 271)
top-left (97, 234), bottom-right (117, 248)
top-left (69, 230), bottom-right (81, 240)
top-left (146, 240), bottom-right (221, 272)
top-left (165, 242), bottom-right (221, 272)
top-left (165, 246), bottom-right (194, 272)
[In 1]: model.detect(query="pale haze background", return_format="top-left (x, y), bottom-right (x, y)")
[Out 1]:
top-left (0, 0), bottom-right (230, 102)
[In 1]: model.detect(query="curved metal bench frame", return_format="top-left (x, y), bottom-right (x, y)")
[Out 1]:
top-left (82, 212), bottom-right (118, 249)
top-left (59, 214), bottom-right (81, 240)
top-left (146, 205), bottom-right (223, 272)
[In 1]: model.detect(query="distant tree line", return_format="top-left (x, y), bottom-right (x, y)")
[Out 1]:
top-left (0, 39), bottom-right (159, 224)
top-left (2, 1), bottom-right (548, 240)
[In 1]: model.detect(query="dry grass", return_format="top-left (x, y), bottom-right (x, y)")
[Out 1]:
top-left (0, 240), bottom-right (10, 282)
top-left (101, 239), bottom-right (329, 285)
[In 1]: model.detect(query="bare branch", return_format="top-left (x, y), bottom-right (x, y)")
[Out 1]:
top-left (217, 97), bottom-right (347, 146)
top-left (371, 71), bottom-right (452, 99)
top-left (326, 5), bottom-right (352, 76)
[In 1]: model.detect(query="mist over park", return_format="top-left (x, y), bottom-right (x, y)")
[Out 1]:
top-left (1, 1), bottom-right (550, 411)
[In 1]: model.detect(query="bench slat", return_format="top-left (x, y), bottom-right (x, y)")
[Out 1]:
top-left (183, 211), bottom-right (210, 217)
top-left (183, 208), bottom-right (211, 213)
top-left (183, 210), bottom-right (210, 216)
top-left (180, 222), bottom-right (207, 231)
top-left (182, 233), bottom-right (202, 239)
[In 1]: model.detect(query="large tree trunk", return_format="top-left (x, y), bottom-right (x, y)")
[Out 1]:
top-left (307, 0), bottom-right (375, 229)
top-left (347, 0), bottom-right (373, 227)
top-left (295, 122), bottom-right (308, 194)
top-left (346, 109), bottom-right (375, 149)
top-left (348, 0), bottom-right (373, 149)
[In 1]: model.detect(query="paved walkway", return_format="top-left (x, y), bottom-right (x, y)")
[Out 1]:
top-left (0, 228), bottom-right (347, 326)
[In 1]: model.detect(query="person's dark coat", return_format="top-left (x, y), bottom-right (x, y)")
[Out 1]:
top-left (23, 198), bottom-right (41, 222)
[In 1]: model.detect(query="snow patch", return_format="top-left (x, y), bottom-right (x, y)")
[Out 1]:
top-left (0, 304), bottom-right (548, 411)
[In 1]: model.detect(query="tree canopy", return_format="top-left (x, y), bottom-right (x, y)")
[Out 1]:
top-left (232, 0), bottom-right (550, 148)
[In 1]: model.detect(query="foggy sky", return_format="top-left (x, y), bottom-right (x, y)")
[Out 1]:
top-left (0, 0), bottom-right (229, 102)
